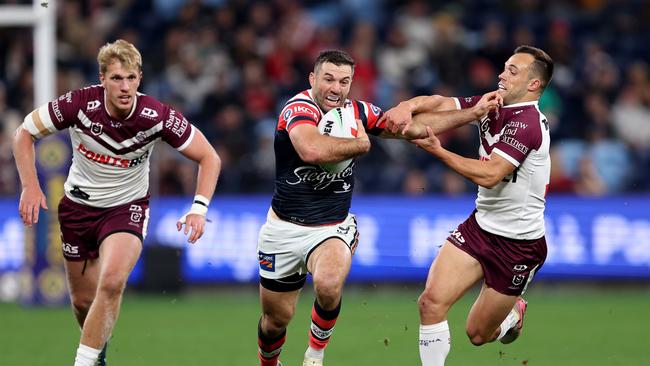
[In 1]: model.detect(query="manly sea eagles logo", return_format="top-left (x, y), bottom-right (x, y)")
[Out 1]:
top-left (135, 131), bottom-right (147, 142)
top-left (90, 122), bottom-right (103, 136)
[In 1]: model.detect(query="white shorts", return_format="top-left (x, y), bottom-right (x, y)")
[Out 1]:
top-left (257, 209), bottom-right (358, 290)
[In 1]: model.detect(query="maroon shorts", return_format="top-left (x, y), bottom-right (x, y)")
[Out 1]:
top-left (58, 195), bottom-right (150, 261)
top-left (447, 211), bottom-right (547, 296)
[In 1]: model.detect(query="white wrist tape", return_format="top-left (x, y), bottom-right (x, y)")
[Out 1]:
top-left (178, 196), bottom-right (209, 224)
top-left (193, 194), bottom-right (210, 207)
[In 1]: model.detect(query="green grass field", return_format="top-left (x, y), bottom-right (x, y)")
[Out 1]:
top-left (1, 284), bottom-right (648, 365)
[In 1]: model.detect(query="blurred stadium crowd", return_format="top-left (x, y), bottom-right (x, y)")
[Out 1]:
top-left (1, 0), bottom-right (649, 196)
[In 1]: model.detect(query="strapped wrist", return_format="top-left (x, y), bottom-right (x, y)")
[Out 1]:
top-left (189, 203), bottom-right (208, 216)
top-left (193, 194), bottom-right (210, 207)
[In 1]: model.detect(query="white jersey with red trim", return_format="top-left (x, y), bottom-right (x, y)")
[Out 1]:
top-left (21, 85), bottom-right (195, 207)
top-left (455, 97), bottom-right (550, 240)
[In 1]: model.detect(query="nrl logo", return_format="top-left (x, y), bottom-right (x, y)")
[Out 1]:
top-left (90, 122), bottom-right (103, 136)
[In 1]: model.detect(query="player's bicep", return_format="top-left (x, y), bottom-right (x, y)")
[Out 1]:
top-left (435, 96), bottom-right (458, 111)
top-left (487, 152), bottom-right (518, 181)
top-left (288, 123), bottom-right (322, 160)
top-left (22, 103), bottom-right (67, 139)
top-left (178, 128), bottom-right (212, 163)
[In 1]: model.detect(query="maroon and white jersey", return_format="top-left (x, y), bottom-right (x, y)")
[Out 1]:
top-left (21, 85), bottom-right (195, 207)
top-left (455, 97), bottom-right (550, 239)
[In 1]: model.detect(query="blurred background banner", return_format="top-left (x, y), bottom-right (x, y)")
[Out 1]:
top-left (3, 194), bottom-right (648, 299)
top-left (1, 0), bottom-right (649, 295)
top-left (20, 135), bottom-right (70, 305)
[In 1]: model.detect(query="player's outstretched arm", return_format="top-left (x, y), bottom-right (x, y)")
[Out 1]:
top-left (176, 129), bottom-right (221, 244)
top-left (12, 127), bottom-right (48, 227)
top-left (382, 94), bottom-right (457, 135)
top-left (412, 126), bottom-right (515, 188)
top-left (289, 120), bottom-right (370, 164)
top-left (406, 91), bottom-right (503, 139)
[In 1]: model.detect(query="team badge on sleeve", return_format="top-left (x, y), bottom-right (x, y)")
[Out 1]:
top-left (370, 104), bottom-right (381, 116)
top-left (283, 109), bottom-right (293, 121)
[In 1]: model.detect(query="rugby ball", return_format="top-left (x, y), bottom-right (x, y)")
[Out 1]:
top-left (318, 106), bottom-right (358, 173)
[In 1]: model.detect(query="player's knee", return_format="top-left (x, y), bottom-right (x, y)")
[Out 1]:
top-left (466, 327), bottom-right (490, 346)
top-left (97, 273), bottom-right (128, 298)
top-left (261, 312), bottom-right (291, 333)
top-left (70, 293), bottom-right (93, 314)
top-left (417, 291), bottom-right (448, 320)
top-left (313, 276), bottom-right (343, 307)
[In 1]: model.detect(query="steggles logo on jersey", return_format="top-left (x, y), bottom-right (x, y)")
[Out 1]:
top-left (87, 100), bottom-right (101, 110)
top-left (90, 122), bottom-right (103, 136)
top-left (286, 165), bottom-right (353, 190)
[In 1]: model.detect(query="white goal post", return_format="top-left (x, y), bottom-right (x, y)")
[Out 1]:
top-left (0, 1), bottom-right (56, 106)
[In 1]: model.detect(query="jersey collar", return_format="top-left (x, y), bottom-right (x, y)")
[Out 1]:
top-left (103, 90), bottom-right (139, 120)
top-left (502, 100), bottom-right (538, 109)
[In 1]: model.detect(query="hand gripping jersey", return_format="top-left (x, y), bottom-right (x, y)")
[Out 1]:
top-left (21, 85), bottom-right (195, 207)
top-left (455, 97), bottom-right (551, 240)
top-left (272, 89), bottom-right (384, 225)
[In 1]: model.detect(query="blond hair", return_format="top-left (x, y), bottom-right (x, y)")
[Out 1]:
top-left (97, 39), bottom-right (142, 74)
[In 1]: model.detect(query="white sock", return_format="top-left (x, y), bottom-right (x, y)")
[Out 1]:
top-left (305, 346), bottom-right (324, 359)
top-left (419, 321), bottom-right (450, 366)
top-left (74, 344), bottom-right (102, 366)
top-left (496, 306), bottom-right (521, 341)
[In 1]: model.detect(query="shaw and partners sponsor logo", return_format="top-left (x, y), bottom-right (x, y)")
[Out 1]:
top-left (286, 165), bottom-right (353, 190)
top-left (76, 143), bottom-right (149, 168)
top-left (500, 135), bottom-right (529, 154)
top-left (165, 109), bottom-right (188, 137)
top-left (51, 99), bottom-right (64, 123)
top-left (61, 91), bottom-right (73, 103)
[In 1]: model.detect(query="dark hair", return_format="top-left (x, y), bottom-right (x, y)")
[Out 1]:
top-left (314, 50), bottom-right (355, 72)
top-left (514, 45), bottom-right (554, 89)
